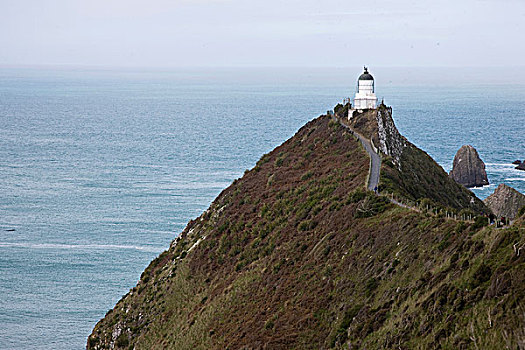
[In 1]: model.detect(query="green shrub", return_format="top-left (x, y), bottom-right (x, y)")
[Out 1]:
top-left (345, 189), bottom-right (366, 204)
top-left (383, 158), bottom-right (394, 168)
top-left (334, 102), bottom-right (351, 118)
top-left (364, 277), bottom-right (379, 296)
top-left (298, 219), bottom-right (318, 231)
top-left (472, 216), bottom-right (489, 230)
top-left (217, 221), bottom-right (229, 234)
top-left (455, 221), bottom-right (467, 234)
top-left (301, 171), bottom-right (313, 181)
top-left (87, 336), bottom-right (99, 348)
top-left (256, 153), bottom-right (270, 166)
top-left (354, 194), bottom-right (390, 218)
top-left (267, 173), bottom-right (275, 187)
top-left (330, 304), bottom-right (363, 347)
top-left (470, 263), bottom-right (491, 288)
top-left (259, 203), bottom-right (269, 218)
top-left (235, 261), bottom-right (245, 271)
top-left (274, 153), bottom-right (286, 167)
top-left (518, 205), bottom-right (525, 218)
top-left (437, 230), bottom-right (453, 252)
top-left (264, 319), bottom-right (275, 330)
top-left (115, 333), bottom-right (129, 348)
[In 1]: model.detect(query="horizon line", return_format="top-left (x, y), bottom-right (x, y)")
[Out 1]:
top-left (2, 63), bottom-right (525, 71)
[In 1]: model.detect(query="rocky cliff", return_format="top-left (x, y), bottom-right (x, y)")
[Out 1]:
top-left (346, 104), bottom-right (406, 167)
top-left (88, 113), bottom-right (523, 350)
top-left (450, 145), bottom-right (489, 188)
top-left (375, 104), bottom-right (406, 167)
top-left (347, 105), bottom-right (487, 213)
top-left (484, 184), bottom-right (525, 219)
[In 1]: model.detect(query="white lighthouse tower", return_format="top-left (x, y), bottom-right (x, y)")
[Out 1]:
top-left (353, 66), bottom-right (377, 110)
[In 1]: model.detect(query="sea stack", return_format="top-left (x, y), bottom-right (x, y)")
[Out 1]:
top-left (449, 145), bottom-right (489, 187)
top-left (484, 184), bottom-right (525, 219)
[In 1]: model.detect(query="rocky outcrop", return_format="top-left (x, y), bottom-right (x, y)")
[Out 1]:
top-left (346, 104), bottom-right (406, 168)
top-left (484, 184), bottom-right (525, 219)
top-left (511, 159), bottom-right (524, 171)
top-left (375, 104), bottom-right (406, 168)
top-left (449, 145), bottom-right (489, 187)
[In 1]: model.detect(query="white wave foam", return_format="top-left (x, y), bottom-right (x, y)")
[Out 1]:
top-left (470, 184), bottom-right (493, 189)
top-left (485, 163), bottom-right (515, 167)
top-left (0, 242), bottom-right (164, 253)
top-left (486, 167), bottom-right (521, 173)
top-left (506, 178), bottom-right (525, 181)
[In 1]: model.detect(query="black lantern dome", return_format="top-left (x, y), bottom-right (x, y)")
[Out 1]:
top-left (358, 66), bottom-right (374, 81)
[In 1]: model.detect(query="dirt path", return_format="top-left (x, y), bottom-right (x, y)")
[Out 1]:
top-left (338, 120), bottom-right (381, 191)
top-left (336, 116), bottom-right (478, 222)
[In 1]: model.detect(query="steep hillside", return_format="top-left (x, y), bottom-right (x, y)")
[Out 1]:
top-left (380, 142), bottom-right (487, 214)
top-left (88, 115), bottom-right (524, 349)
top-left (344, 104), bottom-right (487, 214)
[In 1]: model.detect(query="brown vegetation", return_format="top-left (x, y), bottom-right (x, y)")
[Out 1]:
top-left (88, 115), bottom-right (524, 350)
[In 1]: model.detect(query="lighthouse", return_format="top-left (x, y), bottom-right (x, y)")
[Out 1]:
top-left (353, 66), bottom-right (377, 110)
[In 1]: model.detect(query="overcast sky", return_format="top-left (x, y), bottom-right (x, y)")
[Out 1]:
top-left (1, 0), bottom-right (524, 68)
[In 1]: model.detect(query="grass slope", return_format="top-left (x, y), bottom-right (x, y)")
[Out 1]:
top-left (88, 116), bottom-right (524, 350)
top-left (380, 142), bottom-right (488, 214)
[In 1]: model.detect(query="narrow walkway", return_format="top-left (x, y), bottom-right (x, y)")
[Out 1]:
top-left (336, 116), bottom-right (478, 223)
top-left (337, 119), bottom-right (381, 191)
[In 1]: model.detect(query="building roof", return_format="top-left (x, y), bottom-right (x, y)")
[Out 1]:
top-left (358, 67), bottom-right (374, 81)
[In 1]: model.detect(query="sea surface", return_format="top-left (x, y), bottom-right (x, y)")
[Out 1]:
top-left (0, 67), bottom-right (524, 349)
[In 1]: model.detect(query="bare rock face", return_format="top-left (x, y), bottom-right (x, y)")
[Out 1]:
top-left (449, 145), bottom-right (489, 188)
top-left (484, 184), bottom-right (525, 219)
top-left (376, 104), bottom-right (406, 168)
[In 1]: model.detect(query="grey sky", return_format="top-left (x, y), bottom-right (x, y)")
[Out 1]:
top-left (1, 0), bottom-right (524, 67)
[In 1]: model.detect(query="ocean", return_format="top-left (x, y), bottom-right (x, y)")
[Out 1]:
top-left (1, 67), bottom-right (524, 349)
